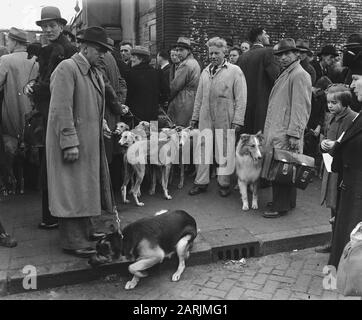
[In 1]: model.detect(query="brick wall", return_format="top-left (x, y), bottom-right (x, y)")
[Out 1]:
top-left (156, 0), bottom-right (362, 66)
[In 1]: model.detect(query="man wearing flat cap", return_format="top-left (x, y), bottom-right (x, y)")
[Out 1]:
top-left (168, 37), bottom-right (201, 127)
top-left (262, 38), bottom-right (312, 218)
top-left (46, 26), bottom-right (115, 258)
top-left (0, 28), bottom-right (38, 144)
top-left (25, 6), bottom-right (77, 230)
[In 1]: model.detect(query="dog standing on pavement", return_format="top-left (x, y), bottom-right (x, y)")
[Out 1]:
top-left (89, 209), bottom-right (197, 290)
top-left (235, 132), bottom-right (264, 211)
top-left (119, 130), bottom-right (147, 206)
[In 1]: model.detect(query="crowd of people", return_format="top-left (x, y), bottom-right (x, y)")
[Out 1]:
top-left (0, 5), bottom-right (362, 271)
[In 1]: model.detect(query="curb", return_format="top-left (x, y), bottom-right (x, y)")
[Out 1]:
top-left (1, 227), bottom-right (331, 296)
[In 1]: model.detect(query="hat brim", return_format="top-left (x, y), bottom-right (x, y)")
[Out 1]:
top-left (273, 47), bottom-right (301, 55)
top-left (174, 43), bottom-right (192, 50)
top-left (8, 34), bottom-right (29, 44)
top-left (78, 39), bottom-right (113, 51)
top-left (317, 51), bottom-right (339, 57)
top-left (36, 17), bottom-right (67, 27)
top-left (296, 46), bottom-right (311, 53)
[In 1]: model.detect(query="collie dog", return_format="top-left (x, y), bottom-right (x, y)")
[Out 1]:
top-left (235, 132), bottom-right (264, 211)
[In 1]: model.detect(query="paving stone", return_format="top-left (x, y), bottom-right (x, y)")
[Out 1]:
top-left (204, 281), bottom-right (219, 289)
top-left (272, 289), bottom-right (292, 300)
top-left (294, 275), bottom-right (312, 293)
top-left (321, 290), bottom-right (338, 300)
top-left (217, 279), bottom-right (236, 292)
top-left (199, 288), bottom-right (227, 299)
top-left (268, 275), bottom-right (295, 284)
top-left (275, 263), bottom-right (290, 270)
top-left (191, 294), bottom-right (210, 300)
top-left (237, 275), bottom-right (253, 282)
top-left (238, 282), bottom-right (262, 290)
top-left (252, 274), bottom-right (268, 285)
top-left (284, 268), bottom-right (300, 278)
top-left (262, 280), bottom-right (280, 294)
top-left (225, 287), bottom-right (245, 300)
top-left (244, 289), bottom-right (272, 300)
top-left (271, 269), bottom-right (285, 276)
top-left (259, 267), bottom-right (273, 274)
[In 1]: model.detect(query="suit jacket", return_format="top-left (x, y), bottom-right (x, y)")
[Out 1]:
top-left (237, 45), bottom-right (280, 133)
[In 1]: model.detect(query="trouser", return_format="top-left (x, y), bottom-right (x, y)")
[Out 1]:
top-left (58, 217), bottom-right (94, 250)
top-left (109, 154), bottom-right (123, 192)
top-left (271, 182), bottom-right (297, 212)
top-left (0, 221), bottom-right (6, 234)
top-left (39, 147), bottom-right (57, 225)
top-left (194, 127), bottom-right (235, 188)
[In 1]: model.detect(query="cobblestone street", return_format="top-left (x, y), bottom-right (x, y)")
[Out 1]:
top-left (3, 248), bottom-right (360, 300)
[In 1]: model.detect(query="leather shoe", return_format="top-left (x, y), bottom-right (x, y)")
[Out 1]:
top-left (315, 243), bottom-right (331, 253)
top-left (63, 247), bottom-right (96, 258)
top-left (89, 232), bottom-right (106, 241)
top-left (263, 211), bottom-right (288, 218)
top-left (219, 187), bottom-right (231, 197)
top-left (188, 185), bottom-right (207, 196)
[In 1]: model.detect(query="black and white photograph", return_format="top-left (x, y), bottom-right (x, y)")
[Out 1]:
top-left (1, 0), bottom-right (362, 306)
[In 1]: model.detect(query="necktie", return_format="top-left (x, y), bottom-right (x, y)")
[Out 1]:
top-left (211, 65), bottom-right (218, 75)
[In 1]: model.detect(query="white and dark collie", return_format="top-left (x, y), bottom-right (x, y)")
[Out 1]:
top-left (235, 132), bottom-right (264, 211)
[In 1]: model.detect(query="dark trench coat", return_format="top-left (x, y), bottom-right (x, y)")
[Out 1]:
top-left (329, 112), bottom-right (362, 268)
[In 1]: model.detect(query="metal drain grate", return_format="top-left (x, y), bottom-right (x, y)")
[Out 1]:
top-left (215, 245), bottom-right (257, 261)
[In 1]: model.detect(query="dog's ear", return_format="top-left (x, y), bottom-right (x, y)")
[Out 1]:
top-left (239, 134), bottom-right (250, 145)
top-left (256, 131), bottom-right (265, 144)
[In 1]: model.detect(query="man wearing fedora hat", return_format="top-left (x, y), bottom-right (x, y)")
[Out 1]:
top-left (46, 26), bottom-right (115, 258)
top-left (26, 6), bottom-right (77, 230)
top-left (0, 27), bottom-right (39, 145)
top-left (311, 44), bottom-right (339, 83)
top-left (262, 38), bottom-right (312, 218)
top-left (168, 37), bottom-right (201, 127)
top-left (296, 39), bottom-right (316, 85)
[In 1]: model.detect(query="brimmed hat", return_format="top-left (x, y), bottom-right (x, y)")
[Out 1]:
top-left (36, 6), bottom-right (67, 26)
top-left (77, 27), bottom-right (113, 51)
top-left (317, 45), bottom-right (339, 57)
top-left (107, 37), bottom-right (114, 47)
top-left (295, 39), bottom-right (312, 53)
top-left (273, 38), bottom-right (301, 55)
top-left (131, 46), bottom-right (150, 57)
top-left (76, 29), bottom-right (85, 40)
top-left (344, 33), bottom-right (362, 49)
top-left (8, 27), bottom-right (28, 44)
top-left (174, 37), bottom-right (192, 50)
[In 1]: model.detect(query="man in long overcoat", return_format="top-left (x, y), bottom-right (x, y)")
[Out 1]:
top-left (237, 27), bottom-right (280, 134)
top-left (262, 39), bottom-right (312, 218)
top-left (168, 37), bottom-right (201, 127)
top-left (0, 28), bottom-right (38, 139)
top-left (46, 27), bottom-right (114, 258)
